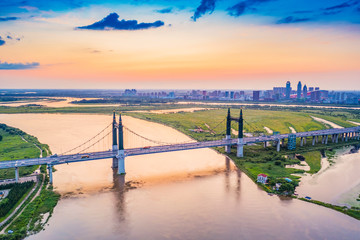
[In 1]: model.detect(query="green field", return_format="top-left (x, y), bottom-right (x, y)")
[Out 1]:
top-left (0, 124), bottom-right (51, 180)
top-left (127, 108), bottom-right (328, 141)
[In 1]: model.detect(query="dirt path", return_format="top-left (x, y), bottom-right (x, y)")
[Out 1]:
top-left (311, 116), bottom-right (343, 129)
top-left (0, 178), bottom-right (41, 233)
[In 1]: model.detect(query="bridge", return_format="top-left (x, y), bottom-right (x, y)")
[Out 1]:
top-left (1, 110), bottom-right (359, 184)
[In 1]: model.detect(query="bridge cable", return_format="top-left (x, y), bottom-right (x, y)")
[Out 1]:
top-left (60, 122), bottom-right (112, 155)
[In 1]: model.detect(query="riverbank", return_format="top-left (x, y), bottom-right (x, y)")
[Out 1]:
top-left (0, 124), bottom-right (60, 239)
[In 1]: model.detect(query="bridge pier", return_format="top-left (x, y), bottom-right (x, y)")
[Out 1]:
top-left (345, 133), bottom-right (348, 142)
top-left (117, 150), bottom-right (125, 174)
top-left (48, 164), bottom-right (53, 184)
top-left (225, 135), bottom-right (231, 153)
top-left (322, 135), bottom-right (325, 144)
top-left (336, 134), bottom-right (339, 143)
top-left (264, 141), bottom-right (267, 148)
top-left (15, 167), bottom-right (19, 183)
top-left (276, 140), bottom-right (280, 152)
top-left (300, 137), bottom-right (304, 147)
top-left (237, 138), bottom-right (244, 158)
top-left (316, 135), bottom-right (318, 143)
top-left (357, 131), bottom-right (360, 141)
top-left (304, 137), bottom-right (306, 145)
top-left (325, 135), bottom-right (328, 144)
top-left (312, 136), bottom-right (315, 146)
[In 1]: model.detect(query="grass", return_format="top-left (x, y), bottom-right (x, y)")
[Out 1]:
top-left (302, 151), bottom-right (322, 174)
top-left (300, 198), bottom-right (360, 221)
top-left (126, 109), bottom-right (327, 142)
top-left (0, 125), bottom-right (51, 180)
top-left (0, 182), bottom-right (35, 223)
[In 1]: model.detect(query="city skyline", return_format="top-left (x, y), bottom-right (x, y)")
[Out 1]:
top-left (1, 0), bottom-right (360, 90)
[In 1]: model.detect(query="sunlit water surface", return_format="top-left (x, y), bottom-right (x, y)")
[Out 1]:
top-left (0, 114), bottom-right (359, 240)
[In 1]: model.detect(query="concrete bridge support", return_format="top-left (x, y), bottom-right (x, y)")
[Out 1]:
top-left (325, 135), bottom-right (328, 144)
top-left (312, 136), bottom-right (315, 146)
top-left (300, 137), bottom-right (304, 147)
top-left (237, 138), bottom-right (244, 158)
top-left (336, 134), bottom-right (339, 143)
top-left (15, 167), bottom-right (19, 183)
top-left (276, 140), bottom-right (280, 152)
top-left (281, 138), bottom-right (285, 146)
top-left (357, 132), bottom-right (360, 141)
top-left (304, 137), bottom-right (306, 145)
top-left (316, 135), bottom-right (318, 143)
top-left (264, 141), bottom-right (267, 148)
top-left (225, 135), bottom-right (231, 153)
top-left (48, 164), bottom-right (53, 184)
top-left (322, 135), bottom-right (325, 144)
top-left (345, 133), bottom-right (348, 142)
top-left (117, 150), bottom-right (125, 175)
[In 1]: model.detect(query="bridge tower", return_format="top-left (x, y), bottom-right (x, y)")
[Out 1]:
top-left (117, 113), bottom-right (125, 175)
top-left (112, 111), bottom-right (119, 168)
top-left (225, 108), bottom-right (232, 153)
top-left (237, 109), bottom-right (244, 157)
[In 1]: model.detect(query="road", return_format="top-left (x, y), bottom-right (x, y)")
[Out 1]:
top-left (0, 126), bottom-right (359, 169)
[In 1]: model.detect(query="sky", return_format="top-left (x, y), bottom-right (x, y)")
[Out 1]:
top-left (0, 0), bottom-right (360, 90)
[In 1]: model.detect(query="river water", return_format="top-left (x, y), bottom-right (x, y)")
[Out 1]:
top-left (0, 114), bottom-right (359, 239)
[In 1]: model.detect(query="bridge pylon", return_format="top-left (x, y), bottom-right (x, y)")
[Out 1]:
top-left (112, 111), bottom-right (119, 168)
top-left (225, 108), bottom-right (231, 153)
top-left (237, 109), bottom-right (244, 158)
top-left (117, 113), bottom-right (125, 175)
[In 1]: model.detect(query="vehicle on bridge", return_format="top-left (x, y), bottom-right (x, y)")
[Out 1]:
top-left (81, 155), bottom-right (89, 159)
top-left (50, 154), bottom-right (58, 158)
top-left (143, 146), bottom-right (151, 149)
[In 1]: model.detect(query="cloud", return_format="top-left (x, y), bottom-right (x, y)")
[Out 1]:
top-left (155, 7), bottom-right (173, 14)
top-left (76, 13), bottom-right (164, 31)
top-left (0, 16), bottom-right (19, 21)
top-left (192, 0), bottom-right (216, 21)
top-left (0, 61), bottom-right (40, 70)
top-left (324, 1), bottom-right (354, 11)
top-left (0, 37), bottom-right (5, 46)
top-left (276, 16), bottom-right (312, 24)
top-left (227, 0), bottom-right (273, 17)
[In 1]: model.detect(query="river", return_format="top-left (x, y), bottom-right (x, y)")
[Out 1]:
top-left (0, 113), bottom-right (359, 239)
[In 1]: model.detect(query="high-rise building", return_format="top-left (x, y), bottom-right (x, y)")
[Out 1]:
top-left (286, 81), bottom-right (291, 99)
top-left (297, 81), bottom-right (302, 99)
top-left (308, 87), bottom-right (314, 92)
top-left (253, 91), bottom-right (260, 101)
top-left (315, 87), bottom-right (320, 91)
top-left (303, 85), bottom-right (307, 99)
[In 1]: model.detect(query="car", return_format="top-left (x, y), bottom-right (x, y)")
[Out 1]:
top-left (143, 146), bottom-right (151, 149)
top-left (50, 154), bottom-right (58, 158)
top-left (81, 155), bottom-right (89, 159)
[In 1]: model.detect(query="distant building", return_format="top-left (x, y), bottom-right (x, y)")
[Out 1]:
top-left (297, 81), bottom-right (302, 99)
top-left (315, 87), bottom-right (320, 91)
top-left (308, 87), bottom-right (314, 92)
top-left (230, 91), bottom-right (234, 99)
top-left (253, 91), bottom-right (260, 101)
top-left (257, 174), bottom-right (268, 184)
top-left (286, 81), bottom-right (291, 99)
top-left (303, 85), bottom-right (307, 99)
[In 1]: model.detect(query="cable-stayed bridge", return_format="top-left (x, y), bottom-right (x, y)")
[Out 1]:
top-left (1, 110), bottom-right (359, 184)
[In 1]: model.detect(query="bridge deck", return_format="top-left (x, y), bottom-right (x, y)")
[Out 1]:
top-left (0, 126), bottom-right (359, 169)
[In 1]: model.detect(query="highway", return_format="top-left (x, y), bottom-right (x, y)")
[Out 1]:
top-left (0, 126), bottom-right (359, 170)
